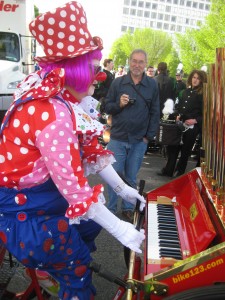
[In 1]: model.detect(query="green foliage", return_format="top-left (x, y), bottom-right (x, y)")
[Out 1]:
top-left (175, 0), bottom-right (225, 73)
top-left (109, 0), bottom-right (225, 75)
top-left (34, 5), bottom-right (39, 17)
top-left (109, 28), bottom-right (173, 70)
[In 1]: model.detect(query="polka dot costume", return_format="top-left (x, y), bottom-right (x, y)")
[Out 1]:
top-left (0, 68), bottom-right (113, 300)
top-left (0, 68), bottom-right (113, 220)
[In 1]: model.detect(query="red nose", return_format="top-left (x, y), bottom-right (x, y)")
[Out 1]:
top-left (95, 72), bottom-right (107, 82)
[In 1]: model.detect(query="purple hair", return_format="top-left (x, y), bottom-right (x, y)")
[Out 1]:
top-left (39, 49), bottom-right (102, 93)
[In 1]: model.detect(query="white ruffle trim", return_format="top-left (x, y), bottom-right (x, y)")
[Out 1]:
top-left (68, 192), bottom-right (106, 225)
top-left (83, 154), bottom-right (115, 177)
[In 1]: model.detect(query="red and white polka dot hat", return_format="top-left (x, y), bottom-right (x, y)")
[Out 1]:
top-left (29, 1), bottom-right (103, 63)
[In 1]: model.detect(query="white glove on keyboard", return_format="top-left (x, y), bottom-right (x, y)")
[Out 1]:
top-left (98, 165), bottom-right (146, 210)
top-left (91, 202), bottom-right (145, 253)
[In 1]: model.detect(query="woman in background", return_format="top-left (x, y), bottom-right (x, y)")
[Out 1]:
top-left (158, 69), bottom-right (207, 177)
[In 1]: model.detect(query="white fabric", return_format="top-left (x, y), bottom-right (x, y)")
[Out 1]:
top-left (98, 165), bottom-right (146, 210)
top-left (91, 202), bottom-right (145, 253)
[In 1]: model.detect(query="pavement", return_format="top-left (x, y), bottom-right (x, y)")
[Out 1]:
top-left (1, 149), bottom-right (197, 300)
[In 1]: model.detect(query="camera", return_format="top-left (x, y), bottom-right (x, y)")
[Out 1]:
top-left (129, 98), bottom-right (136, 105)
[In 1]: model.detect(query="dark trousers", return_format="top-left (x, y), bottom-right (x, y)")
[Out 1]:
top-left (164, 126), bottom-right (200, 176)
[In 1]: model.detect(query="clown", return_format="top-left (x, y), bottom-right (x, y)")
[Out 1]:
top-left (0, 2), bottom-right (145, 300)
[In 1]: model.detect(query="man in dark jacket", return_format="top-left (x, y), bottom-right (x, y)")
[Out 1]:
top-left (154, 62), bottom-right (176, 117)
top-left (104, 49), bottom-right (160, 220)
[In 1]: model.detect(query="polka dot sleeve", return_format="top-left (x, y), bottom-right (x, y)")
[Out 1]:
top-left (35, 101), bottom-right (103, 219)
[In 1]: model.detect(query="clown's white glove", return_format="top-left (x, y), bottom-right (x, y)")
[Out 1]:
top-left (91, 202), bottom-right (145, 253)
top-left (98, 165), bottom-right (145, 211)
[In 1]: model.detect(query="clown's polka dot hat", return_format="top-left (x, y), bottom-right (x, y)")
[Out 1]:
top-left (29, 1), bottom-right (103, 63)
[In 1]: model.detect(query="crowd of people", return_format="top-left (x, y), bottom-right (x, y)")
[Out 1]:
top-left (0, 1), bottom-right (208, 299)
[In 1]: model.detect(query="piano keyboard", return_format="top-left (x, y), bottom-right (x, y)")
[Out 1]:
top-left (147, 202), bottom-right (183, 262)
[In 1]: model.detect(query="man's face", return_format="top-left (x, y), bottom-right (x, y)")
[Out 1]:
top-left (147, 68), bottom-right (155, 77)
top-left (176, 74), bottom-right (181, 81)
top-left (108, 61), bottom-right (114, 71)
top-left (129, 53), bottom-right (147, 77)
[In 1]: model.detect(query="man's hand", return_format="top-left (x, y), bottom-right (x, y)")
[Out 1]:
top-left (120, 94), bottom-right (130, 108)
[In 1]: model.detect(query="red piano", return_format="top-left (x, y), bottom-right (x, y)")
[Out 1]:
top-left (141, 168), bottom-right (225, 300)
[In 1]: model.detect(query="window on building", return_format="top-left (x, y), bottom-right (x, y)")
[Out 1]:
top-left (151, 12), bottom-right (157, 18)
top-left (131, 0), bottom-right (137, 6)
top-left (205, 4), bottom-right (210, 10)
top-left (165, 5), bottom-right (171, 12)
top-left (152, 3), bottom-right (158, 10)
top-left (137, 10), bottom-right (143, 17)
top-left (157, 22), bottom-right (162, 29)
top-left (185, 18), bottom-right (189, 24)
top-left (123, 7), bottom-right (129, 14)
top-left (199, 3), bottom-right (204, 9)
top-left (171, 16), bottom-right (176, 22)
top-left (124, 0), bottom-right (130, 5)
top-left (170, 24), bottom-right (175, 31)
top-left (164, 23), bottom-right (169, 30)
top-left (180, 0), bottom-right (185, 5)
top-left (173, 0), bottom-right (178, 4)
top-left (177, 25), bottom-right (182, 32)
top-left (121, 25), bottom-right (127, 32)
top-left (130, 9), bottom-right (136, 15)
top-left (186, 1), bottom-right (191, 7)
top-left (193, 2), bottom-right (198, 8)
top-left (144, 11), bottom-right (150, 18)
top-left (145, 1), bottom-right (150, 9)
top-left (166, 0), bottom-right (172, 3)
top-left (158, 13), bottom-right (163, 20)
top-left (164, 14), bottom-right (170, 21)
top-left (138, 1), bottom-right (144, 7)
top-left (129, 27), bottom-right (135, 33)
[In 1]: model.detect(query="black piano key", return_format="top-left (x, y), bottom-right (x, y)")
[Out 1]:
top-left (159, 239), bottom-right (180, 245)
top-left (159, 233), bottom-right (179, 240)
top-left (159, 241), bottom-right (180, 248)
top-left (160, 248), bottom-right (182, 256)
top-left (160, 249), bottom-right (182, 258)
top-left (158, 224), bottom-right (178, 231)
top-left (158, 219), bottom-right (177, 225)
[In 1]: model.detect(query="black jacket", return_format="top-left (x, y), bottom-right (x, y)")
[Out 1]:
top-left (177, 87), bottom-right (203, 129)
top-left (105, 72), bottom-right (160, 142)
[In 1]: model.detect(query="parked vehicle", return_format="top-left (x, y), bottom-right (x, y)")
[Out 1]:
top-left (0, 0), bottom-right (36, 122)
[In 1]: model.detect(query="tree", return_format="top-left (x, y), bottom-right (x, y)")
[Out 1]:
top-left (109, 28), bottom-right (173, 70)
top-left (175, 0), bottom-right (225, 73)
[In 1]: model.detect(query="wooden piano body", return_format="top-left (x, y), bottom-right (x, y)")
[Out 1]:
top-left (143, 168), bottom-right (225, 299)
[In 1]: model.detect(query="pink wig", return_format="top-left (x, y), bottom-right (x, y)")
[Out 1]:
top-left (39, 49), bottom-right (102, 93)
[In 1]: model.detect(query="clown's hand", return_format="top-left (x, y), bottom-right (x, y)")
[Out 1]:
top-left (116, 184), bottom-right (145, 211)
top-left (91, 202), bottom-right (145, 253)
top-left (98, 164), bottom-right (146, 210)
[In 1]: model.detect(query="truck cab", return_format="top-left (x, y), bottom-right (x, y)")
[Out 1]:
top-left (0, 0), bottom-right (35, 123)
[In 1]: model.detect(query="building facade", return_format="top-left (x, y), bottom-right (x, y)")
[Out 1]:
top-left (121, 0), bottom-right (211, 35)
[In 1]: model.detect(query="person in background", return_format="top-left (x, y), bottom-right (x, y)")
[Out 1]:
top-left (105, 49), bottom-right (159, 221)
top-left (157, 69), bottom-right (207, 177)
top-left (175, 72), bottom-right (186, 99)
top-left (115, 65), bottom-right (126, 78)
top-left (154, 62), bottom-right (176, 117)
top-left (93, 58), bottom-right (115, 100)
top-left (146, 65), bottom-right (155, 77)
top-left (0, 2), bottom-right (145, 300)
